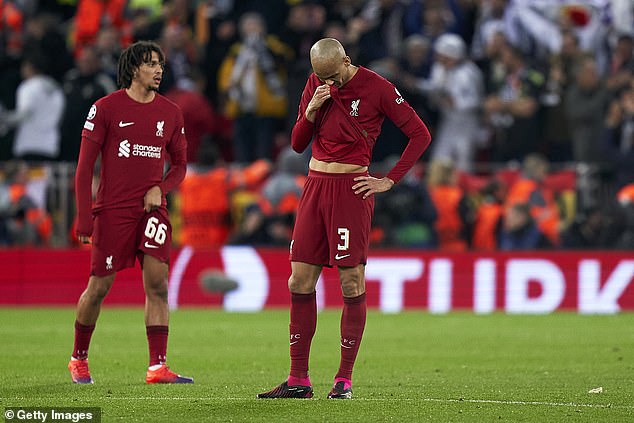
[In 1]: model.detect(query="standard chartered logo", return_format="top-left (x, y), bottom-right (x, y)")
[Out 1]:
top-left (117, 140), bottom-right (161, 159)
top-left (133, 144), bottom-right (162, 158)
top-left (118, 140), bottom-right (131, 157)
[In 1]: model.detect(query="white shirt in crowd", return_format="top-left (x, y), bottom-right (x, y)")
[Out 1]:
top-left (12, 74), bottom-right (65, 159)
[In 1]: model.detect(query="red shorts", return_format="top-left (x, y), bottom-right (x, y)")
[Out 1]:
top-left (90, 207), bottom-right (172, 276)
top-left (291, 170), bottom-right (374, 267)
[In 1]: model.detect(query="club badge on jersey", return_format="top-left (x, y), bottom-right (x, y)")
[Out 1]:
top-left (156, 121), bottom-right (164, 137)
top-left (350, 99), bottom-right (360, 116)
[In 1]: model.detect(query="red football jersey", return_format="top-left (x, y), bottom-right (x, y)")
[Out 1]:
top-left (81, 90), bottom-right (187, 212)
top-left (293, 66), bottom-right (430, 183)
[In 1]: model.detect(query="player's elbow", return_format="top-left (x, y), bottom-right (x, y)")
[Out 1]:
top-left (291, 142), bottom-right (305, 154)
top-left (413, 124), bottom-right (432, 149)
top-left (290, 136), bottom-right (308, 153)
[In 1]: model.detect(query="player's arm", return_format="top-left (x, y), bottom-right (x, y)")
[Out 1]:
top-left (156, 146), bottom-right (186, 195)
top-left (145, 146), bottom-right (185, 212)
top-left (291, 76), bottom-right (325, 153)
top-left (353, 84), bottom-right (432, 198)
top-left (148, 114), bottom-right (187, 212)
top-left (76, 102), bottom-right (107, 242)
top-left (75, 138), bottom-right (100, 242)
top-left (383, 85), bottom-right (431, 184)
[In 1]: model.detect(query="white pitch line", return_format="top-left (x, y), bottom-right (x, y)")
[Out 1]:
top-left (421, 398), bottom-right (630, 409)
top-left (2, 397), bottom-right (632, 409)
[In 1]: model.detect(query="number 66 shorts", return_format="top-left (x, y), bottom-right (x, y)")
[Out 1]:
top-left (90, 206), bottom-right (172, 277)
top-left (290, 170), bottom-right (374, 268)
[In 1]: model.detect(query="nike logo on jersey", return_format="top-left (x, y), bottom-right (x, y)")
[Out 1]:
top-left (335, 253), bottom-right (351, 260)
top-left (144, 242), bottom-right (159, 249)
top-left (290, 341), bottom-right (299, 346)
top-left (119, 121), bottom-right (135, 127)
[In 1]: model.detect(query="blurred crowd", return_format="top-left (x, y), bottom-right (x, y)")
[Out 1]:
top-left (0, 0), bottom-right (632, 250)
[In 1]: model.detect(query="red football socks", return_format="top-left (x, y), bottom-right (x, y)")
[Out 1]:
top-left (72, 320), bottom-right (95, 360)
top-left (288, 291), bottom-right (317, 382)
top-left (146, 325), bottom-right (169, 366)
top-left (336, 293), bottom-right (367, 381)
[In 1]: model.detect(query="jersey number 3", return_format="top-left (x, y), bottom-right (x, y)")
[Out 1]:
top-left (337, 227), bottom-right (350, 251)
top-left (145, 217), bottom-right (168, 245)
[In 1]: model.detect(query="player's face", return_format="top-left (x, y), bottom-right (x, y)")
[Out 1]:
top-left (314, 56), bottom-right (351, 88)
top-left (135, 51), bottom-right (164, 91)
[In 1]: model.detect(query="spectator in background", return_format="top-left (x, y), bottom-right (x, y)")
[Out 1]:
top-left (179, 142), bottom-right (271, 248)
top-left (0, 0), bottom-right (25, 59)
top-left (471, 179), bottom-right (505, 251)
top-left (498, 203), bottom-right (551, 250)
top-left (470, 0), bottom-right (507, 63)
top-left (502, 1), bottom-right (608, 65)
top-left (422, 33), bottom-right (484, 172)
top-left (615, 183), bottom-right (634, 248)
top-left (95, 26), bottom-right (123, 82)
top-left (2, 160), bottom-right (52, 246)
top-left (0, 55), bottom-right (65, 161)
top-left (218, 12), bottom-right (294, 163)
top-left (602, 77), bottom-right (634, 189)
top-left (419, 2), bottom-right (458, 46)
top-left (60, 46), bottom-right (116, 162)
top-left (258, 146), bottom-right (308, 223)
top-left (165, 71), bottom-right (217, 164)
top-left (373, 159), bottom-right (437, 248)
top-left (398, 33), bottom-right (433, 88)
top-left (178, 143), bottom-right (233, 248)
top-left (366, 57), bottom-right (410, 162)
top-left (323, 21), bottom-right (356, 59)
top-left (483, 42), bottom-right (544, 162)
top-left (347, 0), bottom-right (410, 65)
top-left (606, 33), bottom-right (633, 94)
top-left (397, 34), bottom-right (436, 133)
top-left (505, 154), bottom-right (561, 246)
top-left (427, 159), bottom-right (472, 251)
top-left (0, 52), bottom-right (22, 161)
top-left (476, 28), bottom-right (506, 94)
top-left (0, 169), bottom-right (10, 245)
top-left (230, 146), bottom-right (308, 246)
top-left (564, 56), bottom-right (611, 165)
top-left (560, 206), bottom-right (609, 249)
top-left (130, 0), bottom-right (170, 42)
top-left (22, 13), bottom-right (73, 83)
top-left (401, 33), bottom-right (432, 75)
top-left (281, 2), bottom-right (327, 135)
top-left (541, 29), bottom-right (583, 162)
top-left (159, 23), bottom-right (199, 94)
top-left (281, 2), bottom-right (326, 64)
top-left (72, 0), bottom-right (130, 56)
top-left (198, 0), bottom-right (239, 109)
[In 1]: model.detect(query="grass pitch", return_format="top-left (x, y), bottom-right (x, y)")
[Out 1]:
top-left (0, 308), bottom-right (633, 422)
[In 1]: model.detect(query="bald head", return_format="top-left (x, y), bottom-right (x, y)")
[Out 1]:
top-left (310, 38), bottom-right (353, 87)
top-left (311, 38), bottom-right (345, 62)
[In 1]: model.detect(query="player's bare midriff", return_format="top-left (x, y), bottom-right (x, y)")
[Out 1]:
top-left (309, 157), bottom-right (367, 173)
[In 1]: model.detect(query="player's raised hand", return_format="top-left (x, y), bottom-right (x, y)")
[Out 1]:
top-left (352, 176), bottom-right (394, 199)
top-left (305, 84), bottom-right (331, 122)
top-left (144, 186), bottom-right (162, 212)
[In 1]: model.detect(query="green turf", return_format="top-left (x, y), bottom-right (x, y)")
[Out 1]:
top-left (0, 309), bottom-right (633, 422)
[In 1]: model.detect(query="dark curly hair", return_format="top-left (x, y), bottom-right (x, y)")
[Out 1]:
top-left (117, 41), bottom-right (165, 88)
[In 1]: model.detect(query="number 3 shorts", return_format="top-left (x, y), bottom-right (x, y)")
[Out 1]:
top-left (90, 206), bottom-right (172, 276)
top-left (290, 170), bottom-right (374, 267)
